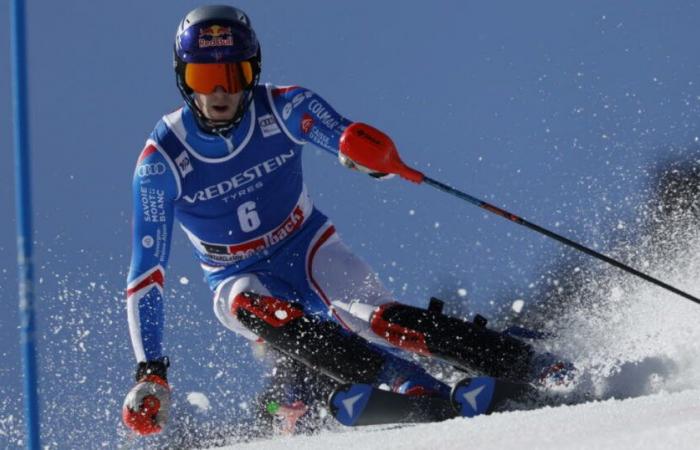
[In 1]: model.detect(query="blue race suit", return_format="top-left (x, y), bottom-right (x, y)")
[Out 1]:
top-left (127, 83), bottom-right (449, 398)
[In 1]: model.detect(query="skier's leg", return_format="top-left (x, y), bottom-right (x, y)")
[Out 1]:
top-left (307, 230), bottom-right (535, 382)
top-left (213, 272), bottom-right (284, 341)
top-left (302, 227), bottom-right (450, 396)
top-left (214, 273), bottom-right (337, 431)
top-left (230, 290), bottom-right (450, 398)
top-left (367, 301), bottom-right (535, 381)
top-left (303, 228), bottom-right (394, 344)
top-left (254, 349), bottom-right (336, 434)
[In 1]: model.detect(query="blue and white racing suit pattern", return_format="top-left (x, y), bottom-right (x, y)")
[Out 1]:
top-left (127, 83), bottom-right (452, 398)
top-left (127, 84), bottom-right (397, 362)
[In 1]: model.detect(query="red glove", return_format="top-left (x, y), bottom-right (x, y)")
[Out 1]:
top-left (338, 122), bottom-right (392, 179)
top-left (339, 122), bottom-right (424, 183)
top-left (122, 359), bottom-right (171, 436)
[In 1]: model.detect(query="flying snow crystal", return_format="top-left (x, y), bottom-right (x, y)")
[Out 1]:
top-left (434, 222), bottom-right (440, 229)
top-left (179, 276), bottom-right (189, 285)
top-left (186, 392), bottom-right (211, 413)
top-left (457, 288), bottom-right (468, 297)
top-left (609, 286), bottom-right (624, 302)
top-left (409, 209), bottom-right (415, 216)
top-left (512, 299), bottom-right (525, 314)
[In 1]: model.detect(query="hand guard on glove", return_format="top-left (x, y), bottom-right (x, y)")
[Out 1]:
top-left (122, 357), bottom-right (171, 436)
top-left (338, 122), bottom-right (395, 180)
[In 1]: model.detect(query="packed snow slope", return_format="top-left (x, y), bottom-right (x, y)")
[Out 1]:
top-left (217, 389), bottom-right (700, 450)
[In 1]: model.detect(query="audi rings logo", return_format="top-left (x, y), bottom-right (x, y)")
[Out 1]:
top-left (137, 162), bottom-right (166, 177)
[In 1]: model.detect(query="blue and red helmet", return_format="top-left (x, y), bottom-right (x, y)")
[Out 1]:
top-left (174, 5), bottom-right (262, 133)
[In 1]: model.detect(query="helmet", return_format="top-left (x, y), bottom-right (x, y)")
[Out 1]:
top-left (174, 5), bottom-right (261, 134)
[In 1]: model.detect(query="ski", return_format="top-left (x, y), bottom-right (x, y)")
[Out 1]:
top-left (329, 376), bottom-right (537, 427)
top-left (450, 376), bottom-right (536, 417)
top-left (329, 383), bottom-right (456, 426)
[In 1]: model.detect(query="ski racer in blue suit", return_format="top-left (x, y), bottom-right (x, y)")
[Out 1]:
top-left (123, 5), bottom-right (565, 436)
top-left (121, 5), bottom-right (455, 436)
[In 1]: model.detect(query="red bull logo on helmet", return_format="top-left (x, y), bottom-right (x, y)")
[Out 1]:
top-left (198, 25), bottom-right (234, 48)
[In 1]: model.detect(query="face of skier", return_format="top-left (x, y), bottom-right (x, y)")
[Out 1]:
top-left (193, 87), bottom-right (244, 122)
top-left (184, 60), bottom-right (255, 124)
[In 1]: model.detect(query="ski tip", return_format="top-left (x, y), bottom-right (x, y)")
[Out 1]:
top-left (329, 383), bottom-right (373, 426)
top-left (450, 376), bottom-right (496, 418)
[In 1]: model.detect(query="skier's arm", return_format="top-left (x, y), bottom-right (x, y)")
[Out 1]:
top-left (122, 142), bottom-right (177, 436)
top-left (126, 142), bottom-right (178, 363)
top-left (270, 85), bottom-right (351, 156)
top-left (270, 85), bottom-right (391, 178)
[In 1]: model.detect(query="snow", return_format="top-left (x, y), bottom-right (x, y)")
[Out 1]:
top-left (213, 390), bottom-right (700, 450)
top-left (187, 392), bottom-right (211, 413)
top-left (511, 299), bottom-right (525, 313)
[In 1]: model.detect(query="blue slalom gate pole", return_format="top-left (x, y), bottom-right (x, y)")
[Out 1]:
top-left (10, 0), bottom-right (41, 448)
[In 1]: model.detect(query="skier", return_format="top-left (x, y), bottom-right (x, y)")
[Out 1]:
top-left (122, 5), bottom-right (563, 436)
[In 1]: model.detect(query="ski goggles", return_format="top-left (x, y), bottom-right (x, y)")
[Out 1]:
top-left (184, 61), bottom-right (255, 94)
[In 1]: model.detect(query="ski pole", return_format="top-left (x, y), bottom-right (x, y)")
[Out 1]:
top-left (421, 176), bottom-right (700, 305)
top-left (340, 122), bottom-right (700, 307)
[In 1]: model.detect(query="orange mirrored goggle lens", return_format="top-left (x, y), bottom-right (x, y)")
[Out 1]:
top-left (184, 61), bottom-right (254, 94)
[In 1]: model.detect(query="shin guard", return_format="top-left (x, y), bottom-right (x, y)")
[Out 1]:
top-left (369, 301), bottom-right (533, 381)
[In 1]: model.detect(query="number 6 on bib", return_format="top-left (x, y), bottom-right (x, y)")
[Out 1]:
top-left (237, 201), bottom-right (261, 232)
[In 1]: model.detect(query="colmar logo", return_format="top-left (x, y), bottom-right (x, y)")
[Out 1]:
top-left (301, 113), bottom-right (314, 134)
top-left (198, 25), bottom-right (234, 48)
top-left (308, 99), bottom-right (340, 130)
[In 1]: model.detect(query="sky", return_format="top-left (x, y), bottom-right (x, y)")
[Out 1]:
top-left (2, 1), bottom-right (700, 448)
